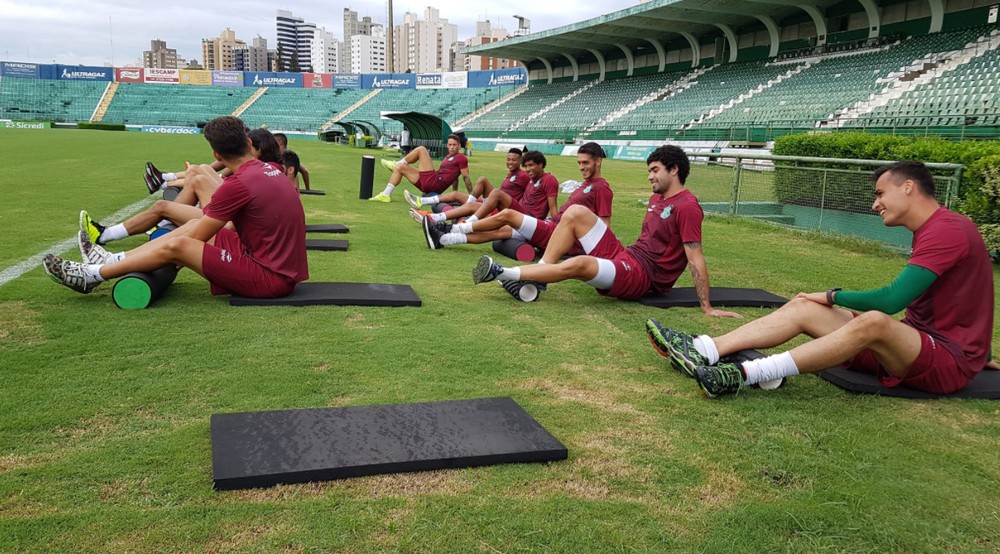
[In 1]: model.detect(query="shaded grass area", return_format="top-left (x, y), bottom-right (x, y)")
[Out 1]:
top-left (1, 129), bottom-right (999, 552)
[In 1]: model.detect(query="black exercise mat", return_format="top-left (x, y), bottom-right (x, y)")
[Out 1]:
top-left (305, 224), bottom-right (349, 234)
top-left (820, 367), bottom-right (1000, 399)
top-left (299, 189), bottom-right (326, 195)
top-left (305, 239), bottom-right (348, 251)
top-left (230, 282), bottom-right (421, 307)
top-left (640, 287), bottom-right (787, 308)
top-left (210, 397), bottom-right (568, 490)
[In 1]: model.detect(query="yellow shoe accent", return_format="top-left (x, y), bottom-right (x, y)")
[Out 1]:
top-left (368, 192), bottom-right (392, 203)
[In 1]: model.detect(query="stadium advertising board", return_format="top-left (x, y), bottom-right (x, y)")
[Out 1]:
top-left (141, 125), bottom-right (201, 134)
top-left (145, 68), bottom-right (179, 83)
top-left (179, 70), bottom-right (211, 86)
top-left (212, 71), bottom-right (242, 86)
top-left (56, 65), bottom-right (112, 81)
top-left (467, 68), bottom-right (527, 88)
top-left (362, 73), bottom-right (415, 89)
top-left (614, 145), bottom-right (655, 161)
top-left (1, 61), bottom-right (39, 78)
top-left (244, 72), bottom-right (303, 87)
top-left (333, 74), bottom-right (360, 88)
top-left (416, 71), bottom-right (467, 89)
top-left (115, 67), bottom-right (144, 83)
top-left (1, 120), bottom-right (52, 129)
top-left (304, 73), bottom-right (332, 89)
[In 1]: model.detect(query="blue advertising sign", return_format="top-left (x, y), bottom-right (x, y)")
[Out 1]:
top-left (212, 71), bottom-right (243, 86)
top-left (0, 61), bottom-right (39, 78)
top-left (243, 72), bottom-right (303, 88)
top-left (56, 64), bottom-right (113, 81)
top-left (361, 73), bottom-right (415, 89)
top-left (332, 73), bottom-right (360, 89)
top-left (467, 67), bottom-right (527, 88)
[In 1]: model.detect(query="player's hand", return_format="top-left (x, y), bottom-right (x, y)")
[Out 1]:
top-left (796, 292), bottom-right (830, 305)
top-left (704, 308), bottom-right (741, 319)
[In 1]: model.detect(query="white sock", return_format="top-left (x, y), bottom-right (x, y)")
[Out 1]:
top-left (693, 335), bottom-right (720, 365)
top-left (742, 352), bottom-right (799, 386)
top-left (464, 196), bottom-right (477, 205)
top-left (454, 222), bottom-right (474, 234)
top-left (421, 195), bottom-right (440, 205)
top-left (499, 267), bottom-right (521, 281)
top-left (396, 159), bottom-right (408, 167)
top-left (163, 172), bottom-right (177, 182)
top-left (100, 223), bottom-right (129, 243)
top-left (430, 213), bottom-right (446, 222)
top-left (466, 215), bottom-right (479, 224)
top-left (85, 264), bottom-right (106, 283)
top-left (440, 233), bottom-right (467, 246)
top-left (156, 219), bottom-right (172, 228)
top-left (380, 184), bottom-right (396, 196)
top-left (108, 252), bottom-right (126, 264)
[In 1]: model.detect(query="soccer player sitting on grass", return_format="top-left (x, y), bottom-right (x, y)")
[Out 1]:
top-left (421, 143), bottom-right (610, 252)
top-left (408, 149), bottom-right (558, 226)
top-left (83, 129), bottom-right (287, 246)
top-left (646, 160), bottom-right (994, 397)
top-left (369, 135), bottom-right (471, 202)
top-left (274, 133), bottom-right (312, 191)
top-left (471, 145), bottom-right (738, 316)
top-left (44, 116), bottom-right (308, 299)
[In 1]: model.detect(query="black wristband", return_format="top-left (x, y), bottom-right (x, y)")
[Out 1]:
top-left (826, 287), bottom-right (842, 306)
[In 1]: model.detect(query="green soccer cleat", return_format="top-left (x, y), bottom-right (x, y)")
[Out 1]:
top-left (368, 192), bottom-right (392, 203)
top-left (644, 318), bottom-right (706, 378)
top-left (380, 158), bottom-right (400, 172)
top-left (694, 363), bottom-right (746, 398)
top-left (79, 210), bottom-right (106, 246)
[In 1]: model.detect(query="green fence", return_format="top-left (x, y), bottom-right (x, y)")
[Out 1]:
top-left (693, 153), bottom-right (963, 250)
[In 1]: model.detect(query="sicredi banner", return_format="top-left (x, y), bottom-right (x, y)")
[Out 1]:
top-left (1, 120), bottom-right (52, 129)
top-left (244, 72), bottom-right (303, 87)
top-left (332, 74), bottom-right (360, 88)
top-left (145, 68), bottom-right (179, 83)
top-left (56, 65), bottom-right (112, 81)
top-left (141, 125), bottom-right (201, 134)
top-left (179, 70), bottom-right (211, 86)
top-left (212, 71), bottom-right (242, 86)
top-left (115, 67), bottom-right (144, 83)
top-left (467, 67), bottom-right (527, 88)
top-left (304, 73), bottom-right (332, 89)
top-left (362, 73), bottom-right (415, 89)
top-left (1, 61), bottom-right (39, 78)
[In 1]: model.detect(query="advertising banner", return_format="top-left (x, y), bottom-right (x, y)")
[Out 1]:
top-left (56, 64), bottom-right (113, 81)
top-left (0, 61), bottom-right (39, 78)
top-left (144, 68), bottom-right (179, 83)
top-left (304, 73), bottom-right (332, 89)
top-left (211, 71), bottom-right (242, 86)
top-left (417, 71), bottom-right (467, 89)
top-left (115, 67), bottom-right (144, 83)
top-left (1, 120), bottom-right (52, 129)
top-left (361, 73), bottom-right (415, 89)
top-left (614, 145), bottom-right (655, 162)
top-left (467, 67), bottom-right (527, 88)
top-left (332, 74), bottom-right (360, 88)
top-left (244, 72), bottom-right (303, 87)
top-left (415, 73), bottom-right (442, 89)
top-left (141, 125), bottom-right (201, 134)
top-left (179, 70), bottom-right (211, 86)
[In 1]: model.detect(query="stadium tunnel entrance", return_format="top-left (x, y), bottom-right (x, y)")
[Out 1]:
top-left (382, 111), bottom-right (453, 157)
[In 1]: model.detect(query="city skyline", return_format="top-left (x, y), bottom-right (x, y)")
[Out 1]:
top-left (0, 0), bottom-right (633, 67)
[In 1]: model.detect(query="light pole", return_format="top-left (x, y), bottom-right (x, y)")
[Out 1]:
top-left (386, 0), bottom-right (394, 73)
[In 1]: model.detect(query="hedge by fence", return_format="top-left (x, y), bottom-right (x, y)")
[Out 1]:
top-left (76, 122), bottom-right (126, 131)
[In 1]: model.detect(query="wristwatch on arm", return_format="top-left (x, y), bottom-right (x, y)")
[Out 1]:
top-left (826, 287), bottom-right (842, 306)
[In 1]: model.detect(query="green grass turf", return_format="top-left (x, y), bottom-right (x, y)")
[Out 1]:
top-left (1, 128), bottom-right (999, 552)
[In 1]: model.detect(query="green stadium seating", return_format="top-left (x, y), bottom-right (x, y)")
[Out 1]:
top-left (102, 83), bottom-right (256, 126)
top-left (0, 78), bottom-right (106, 122)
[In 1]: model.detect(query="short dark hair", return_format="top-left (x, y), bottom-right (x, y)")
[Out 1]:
top-left (247, 128), bottom-right (282, 164)
top-left (203, 116), bottom-right (250, 160)
top-left (447, 133), bottom-right (462, 144)
top-left (873, 160), bottom-right (935, 196)
top-left (282, 149), bottom-right (301, 173)
top-left (646, 145), bottom-right (690, 184)
top-left (507, 147), bottom-right (523, 156)
top-left (273, 132), bottom-right (288, 146)
top-left (522, 150), bottom-right (546, 167)
top-left (578, 142), bottom-right (606, 159)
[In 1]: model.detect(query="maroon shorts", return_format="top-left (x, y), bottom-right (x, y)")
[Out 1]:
top-left (844, 327), bottom-right (970, 394)
top-left (417, 171), bottom-right (452, 194)
top-left (526, 219), bottom-right (557, 250)
top-left (596, 250), bottom-right (651, 301)
top-left (203, 228), bottom-right (296, 298)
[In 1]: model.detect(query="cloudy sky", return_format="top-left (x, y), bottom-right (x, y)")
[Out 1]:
top-left (0, 1), bottom-right (636, 67)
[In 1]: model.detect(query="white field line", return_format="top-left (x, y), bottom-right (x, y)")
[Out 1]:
top-left (0, 197), bottom-right (155, 288)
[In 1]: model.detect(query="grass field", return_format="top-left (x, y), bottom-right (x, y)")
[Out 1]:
top-left (1, 128), bottom-right (999, 553)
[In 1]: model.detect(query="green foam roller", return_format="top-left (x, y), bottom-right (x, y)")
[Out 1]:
top-left (112, 265), bottom-right (179, 310)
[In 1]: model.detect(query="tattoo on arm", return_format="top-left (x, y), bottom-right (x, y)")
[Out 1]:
top-left (691, 263), bottom-right (709, 307)
top-left (685, 241), bottom-right (702, 249)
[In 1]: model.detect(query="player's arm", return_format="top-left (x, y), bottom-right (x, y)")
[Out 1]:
top-left (546, 195), bottom-right (559, 219)
top-left (459, 166), bottom-right (471, 192)
top-left (300, 165), bottom-right (310, 188)
top-left (188, 214), bottom-right (227, 243)
top-left (684, 241), bottom-right (740, 318)
top-left (826, 265), bottom-right (938, 313)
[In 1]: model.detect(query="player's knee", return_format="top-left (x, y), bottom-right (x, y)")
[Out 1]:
top-left (850, 310), bottom-right (893, 338)
top-left (562, 204), bottom-right (592, 223)
top-left (151, 199), bottom-right (172, 215)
